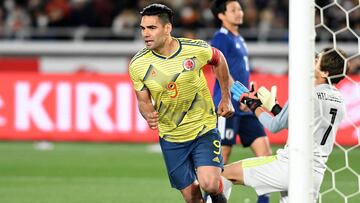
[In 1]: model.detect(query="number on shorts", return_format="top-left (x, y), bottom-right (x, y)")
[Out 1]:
top-left (225, 129), bottom-right (234, 139)
top-left (213, 140), bottom-right (221, 155)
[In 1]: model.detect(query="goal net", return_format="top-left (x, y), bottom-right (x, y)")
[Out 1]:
top-left (290, 0), bottom-right (360, 202)
top-left (316, 1), bottom-right (360, 203)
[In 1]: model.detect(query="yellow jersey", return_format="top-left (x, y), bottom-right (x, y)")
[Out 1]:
top-left (129, 38), bottom-right (217, 142)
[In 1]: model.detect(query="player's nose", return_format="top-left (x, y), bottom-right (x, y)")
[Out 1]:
top-left (142, 29), bottom-right (150, 38)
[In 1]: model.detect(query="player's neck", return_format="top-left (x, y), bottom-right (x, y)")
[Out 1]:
top-left (315, 78), bottom-right (327, 85)
top-left (222, 22), bottom-right (239, 35)
top-left (154, 37), bottom-right (179, 57)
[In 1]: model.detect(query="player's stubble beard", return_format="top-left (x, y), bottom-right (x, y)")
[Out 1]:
top-left (150, 35), bottom-right (168, 53)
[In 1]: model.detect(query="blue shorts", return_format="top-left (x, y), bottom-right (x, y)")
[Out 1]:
top-left (159, 128), bottom-right (224, 190)
top-left (218, 114), bottom-right (266, 147)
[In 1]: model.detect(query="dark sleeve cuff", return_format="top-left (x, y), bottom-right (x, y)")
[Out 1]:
top-left (271, 104), bottom-right (282, 116)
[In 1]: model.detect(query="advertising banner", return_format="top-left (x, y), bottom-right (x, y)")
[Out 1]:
top-left (0, 72), bottom-right (358, 145)
top-left (0, 73), bottom-right (157, 142)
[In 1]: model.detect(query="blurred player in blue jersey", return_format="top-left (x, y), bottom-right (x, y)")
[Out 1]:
top-left (210, 1), bottom-right (271, 202)
top-left (129, 3), bottom-right (234, 203)
top-left (223, 48), bottom-right (347, 202)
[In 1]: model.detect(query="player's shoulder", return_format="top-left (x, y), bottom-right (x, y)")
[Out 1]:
top-left (214, 27), bottom-right (230, 38)
top-left (129, 47), bottom-right (151, 67)
top-left (315, 84), bottom-right (339, 94)
top-left (211, 28), bottom-right (232, 43)
top-left (178, 37), bottom-right (210, 48)
top-left (315, 84), bottom-right (344, 103)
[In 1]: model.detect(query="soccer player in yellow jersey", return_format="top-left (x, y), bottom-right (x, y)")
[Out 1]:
top-left (129, 3), bottom-right (234, 203)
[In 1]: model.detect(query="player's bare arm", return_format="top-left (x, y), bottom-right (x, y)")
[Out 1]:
top-left (210, 48), bottom-right (234, 118)
top-left (135, 90), bottom-right (159, 130)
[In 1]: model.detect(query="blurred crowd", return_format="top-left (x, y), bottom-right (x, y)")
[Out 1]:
top-left (0, 0), bottom-right (287, 40)
top-left (0, 0), bottom-right (359, 73)
top-left (0, 0), bottom-right (358, 42)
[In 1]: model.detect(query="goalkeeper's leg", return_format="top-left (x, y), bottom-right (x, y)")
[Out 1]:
top-left (250, 137), bottom-right (272, 203)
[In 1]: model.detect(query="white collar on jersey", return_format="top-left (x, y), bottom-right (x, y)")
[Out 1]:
top-left (220, 27), bottom-right (229, 34)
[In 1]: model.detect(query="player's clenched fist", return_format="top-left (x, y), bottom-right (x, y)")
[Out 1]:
top-left (217, 98), bottom-right (234, 118)
top-left (146, 111), bottom-right (159, 130)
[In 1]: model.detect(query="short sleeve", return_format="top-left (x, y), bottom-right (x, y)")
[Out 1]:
top-left (200, 40), bottom-right (213, 64)
top-left (128, 63), bottom-right (145, 91)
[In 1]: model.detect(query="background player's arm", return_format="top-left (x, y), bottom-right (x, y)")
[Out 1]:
top-left (210, 49), bottom-right (234, 118)
top-left (135, 90), bottom-right (159, 130)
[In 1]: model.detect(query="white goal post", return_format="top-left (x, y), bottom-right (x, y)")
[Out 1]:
top-left (289, 0), bottom-right (315, 202)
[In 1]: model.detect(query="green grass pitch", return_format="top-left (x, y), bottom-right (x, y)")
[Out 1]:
top-left (0, 142), bottom-right (358, 203)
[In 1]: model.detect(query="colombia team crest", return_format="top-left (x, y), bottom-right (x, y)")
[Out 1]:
top-left (183, 58), bottom-right (196, 71)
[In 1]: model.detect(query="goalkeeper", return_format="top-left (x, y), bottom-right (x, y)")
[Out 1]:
top-left (221, 48), bottom-right (347, 202)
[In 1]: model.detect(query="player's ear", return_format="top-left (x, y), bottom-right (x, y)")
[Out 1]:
top-left (321, 71), bottom-right (329, 78)
top-left (318, 69), bottom-right (329, 79)
top-left (165, 23), bottom-right (172, 35)
top-left (218, 13), bottom-right (225, 21)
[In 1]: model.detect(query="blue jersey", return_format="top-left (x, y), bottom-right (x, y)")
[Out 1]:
top-left (211, 27), bottom-right (250, 116)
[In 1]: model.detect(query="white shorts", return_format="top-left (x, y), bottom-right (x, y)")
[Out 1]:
top-left (243, 156), bottom-right (288, 195)
top-left (243, 155), bottom-right (324, 200)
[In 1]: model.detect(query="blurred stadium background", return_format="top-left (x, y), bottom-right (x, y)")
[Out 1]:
top-left (0, 0), bottom-right (359, 202)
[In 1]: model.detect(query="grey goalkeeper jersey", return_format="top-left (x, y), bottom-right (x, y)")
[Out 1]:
top-left (258, 84), bottom-right (345, 174)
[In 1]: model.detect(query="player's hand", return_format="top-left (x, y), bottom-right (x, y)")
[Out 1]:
top-left (257, 86), bottom-right (282, 115)
top-left (146, 111), bottom-right (159, 130)
top-left (217, 98), bottom-right (234, 118)
top-left (230, 81), bottom-right (250, 102)
top-left (240, 92), bottom-right (262, 112)
top-left (257, 86), bottom-right (277, 110)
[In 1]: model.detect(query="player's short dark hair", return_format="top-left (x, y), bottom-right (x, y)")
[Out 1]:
top-left (140, 3), bottom-right (173, 25)
top-left (320, 47), bottom-right (348, 84)
top-left (211, 0), bottom-right (241, 19)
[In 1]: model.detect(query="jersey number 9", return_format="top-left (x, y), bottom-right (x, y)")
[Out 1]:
top-left (167, 82), bottom-right (178, 98)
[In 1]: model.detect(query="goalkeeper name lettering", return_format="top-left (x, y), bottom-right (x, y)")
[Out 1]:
top-left (316, 92), bottom-right (342, 103)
